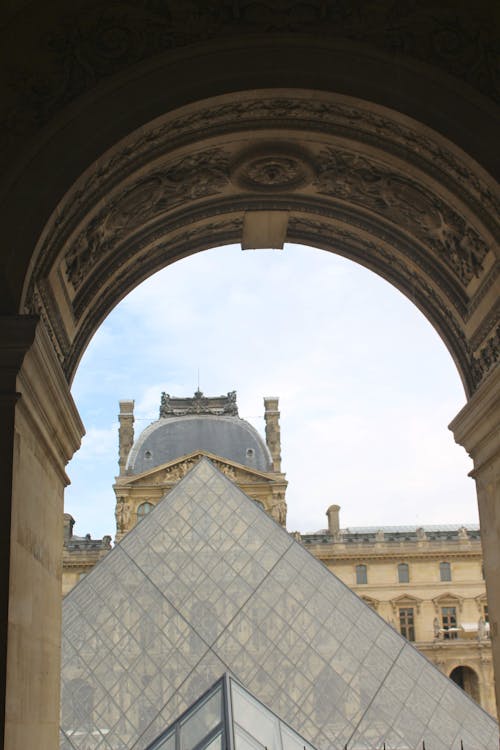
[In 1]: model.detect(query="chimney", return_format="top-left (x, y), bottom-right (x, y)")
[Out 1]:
top-left (326, 504), bottom-right (340, 537)
top-left (118, 400), bottom-right (135, 476)
top-left (264, 397), bottom-right (281, 472)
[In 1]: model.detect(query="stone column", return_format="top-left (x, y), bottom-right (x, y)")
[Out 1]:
top-left (264, 397), bottom-right (281, 472)
top-left (118, 399), bottom-right (134, 476)
top-left (449, 366), bottom-right (500, 717)
top-left (0, 317), bottom-right (84, 750)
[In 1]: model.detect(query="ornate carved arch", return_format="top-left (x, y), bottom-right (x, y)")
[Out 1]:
top-left (23, 91), bottom-right (499, 391)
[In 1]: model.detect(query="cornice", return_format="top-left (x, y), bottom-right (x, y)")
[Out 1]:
top-left (313, 547), bottom-right (482, 564)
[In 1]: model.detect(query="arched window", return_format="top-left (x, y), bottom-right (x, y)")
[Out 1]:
top-left (137, 502), bottom-right (154, 522)
top-left (440, 561), bottom-right (452, 581)
top-left (356, 564), bottom-right (367, 585)
top-left (450, 666), bottom-right (480, 702)
top-left (398, 563), bottom-right (409, 583)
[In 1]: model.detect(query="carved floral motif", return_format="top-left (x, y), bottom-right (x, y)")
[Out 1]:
top-left (314, 148), bottom-right (488, 286)
top-left (65, 149), bottom-right (229, 289)
top-left (232, 146), bottom-right (315, 192)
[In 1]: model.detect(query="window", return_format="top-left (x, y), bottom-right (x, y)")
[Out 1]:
top-left (398, 563), bottom-right (409, 583)
top-left (483, 604), bottom-right (489, 624)
top-left (440, 562), bottom-right (451, 581)
top-left (441, 606), bottom-right (458, 639)
top-left (356, 564), bottom-right (367, 585)
top-left (137, 501), bottom-right (154, 521)
top-left (399, 607), bottom-right (415, 641)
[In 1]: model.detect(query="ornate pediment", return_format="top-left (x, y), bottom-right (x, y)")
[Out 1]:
top-left (390, 594), bottom-right (423, 615)
top-left (432, 592), bottom-right (464, 613)
top-left (116, 450), bottom-right (280, 488)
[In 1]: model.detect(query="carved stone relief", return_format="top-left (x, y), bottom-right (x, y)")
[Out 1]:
top-left (30, 95), bottom-right (499, 291)
top-left (20, 91), bottom-right (498, 395)
top-left (314, 147), bottom-right (488, 286)
top-left (64, 149), bottom-right (230, 290)
top-left (231, 145), bottom-right (315, 192)
top-left (1, 0), bottom-right (498, 161)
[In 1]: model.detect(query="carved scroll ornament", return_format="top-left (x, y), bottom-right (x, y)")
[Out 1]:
top-left (314, 148), bottom-right (488, 286)
top-left (65, 149), bottom-right (229, 290)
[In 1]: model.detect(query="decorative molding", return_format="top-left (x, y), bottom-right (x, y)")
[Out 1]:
top-left (159, 390), bottom-right (238, 418)
top-left (17, 90), bottom-right (498, 395)
top-left (390, 594), bottom-right (423, 616)
top-left (30, 95), bottom-right (499, 292)
top-left (31, 279), bottom-right (70, 365)
top-left (432, 592), bottom-right (464, 614)
top-left (313, 147), bottom-right (488, 287)
top-left (468, 261), bottom-right (500, 318)
top-left (64, 148), bottom-right (230, 291)
top-left (15, 322), bottom-right (84, 483)
top-left (231, 145), bottom-right (315, 192)
top-left (1, 1), bottom-right (499, 161)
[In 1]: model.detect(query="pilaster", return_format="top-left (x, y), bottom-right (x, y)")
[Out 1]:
top-left (449, 365), bottom-right (500, 717)
top-left (0, 316), bottom-right (38, 750)
top-left (2, 318), bottom-right (84, 750)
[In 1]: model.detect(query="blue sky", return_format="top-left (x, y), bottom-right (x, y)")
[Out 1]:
top-left (65, 243), bottom-right (478, 540)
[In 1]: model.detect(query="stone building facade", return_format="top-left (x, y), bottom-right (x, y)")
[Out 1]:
top-left (300, 507), bottom-right (495, 717)
top-left (63, 392), bottom-right (495, 717)
top-left (113, 391), bottom-right (287, 542)
top-left (62, 514), bottom-right (111, 597)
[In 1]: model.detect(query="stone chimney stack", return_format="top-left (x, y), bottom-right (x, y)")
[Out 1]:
top-left (326, 504), bottom-right (340, 537)
top-left (118, 400), bottom-right (135, 476)
top-left (264, 397), bottom-right (281, 472)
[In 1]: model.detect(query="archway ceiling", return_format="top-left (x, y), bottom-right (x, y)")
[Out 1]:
top-left (1, 0), bottom-right (499, 178)
top-left (25, 91), bottom-right (499, 395)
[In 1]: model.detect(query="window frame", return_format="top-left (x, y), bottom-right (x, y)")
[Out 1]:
top-left (441, 605), bottom-right (458, 639)
top-left (397, 562), bottom-right (410, 584)
top-left (355, 564), bottom-right (367, 585)
top-left (398, 607), bottom-right (415, 642)
top-left (439, 561), bottom-right (452, 582)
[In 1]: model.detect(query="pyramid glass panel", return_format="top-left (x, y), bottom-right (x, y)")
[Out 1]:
top-left (61, 459), bottom-right (498, 749)
top-left (145, 675), bottom-right (316, 750)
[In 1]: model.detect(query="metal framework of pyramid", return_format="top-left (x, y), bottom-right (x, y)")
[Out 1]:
top-left (145, 672), bottom-right (317, 750)
top-left (60, 459), bottom-right (498, 750)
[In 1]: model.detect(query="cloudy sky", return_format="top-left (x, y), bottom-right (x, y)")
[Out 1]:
top-left (65, 243), bottom-right (478, 540)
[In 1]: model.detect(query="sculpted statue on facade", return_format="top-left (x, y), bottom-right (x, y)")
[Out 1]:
top-left (115, 500), bottom-right (130, 532)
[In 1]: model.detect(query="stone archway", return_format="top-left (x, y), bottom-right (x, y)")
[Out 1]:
top-left (0, 6), bottom-right (499, 749)
top-left (450, 665), bottom-right (481, 704)
top-left (24, 89), bottom-right (498, 393)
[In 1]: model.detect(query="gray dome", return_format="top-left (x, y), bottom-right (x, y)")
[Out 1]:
top-left (127, 415), bottom-right (273, 474)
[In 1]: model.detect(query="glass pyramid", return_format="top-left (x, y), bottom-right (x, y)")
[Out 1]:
top-left (60, 458), bottom-right (498, 750)
top-left (145, 673), bottom-right (317, 750)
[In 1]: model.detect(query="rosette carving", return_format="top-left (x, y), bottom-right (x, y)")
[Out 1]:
top-left (232, 145), bottom-right (315, 192)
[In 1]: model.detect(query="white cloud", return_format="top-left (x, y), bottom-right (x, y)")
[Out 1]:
top-left (66, 244), bottom-right (477, 539)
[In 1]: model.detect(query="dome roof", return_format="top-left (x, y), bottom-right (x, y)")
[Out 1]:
top-left (127, 414), bottom-right (273, 474)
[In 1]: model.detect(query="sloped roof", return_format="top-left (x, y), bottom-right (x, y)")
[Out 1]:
top-left (60, 459), bottom-right (498, 750)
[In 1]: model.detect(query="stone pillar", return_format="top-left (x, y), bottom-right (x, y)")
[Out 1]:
top-left (264, 397), bottom-right (281, 472)
top-left (0, 317), bottom-right (84, 750)
top-left (449, 366), bottom-right (500, 717)
top-left (326, 504), bottom-right (340, 536)
top-left (118, 399), bottom-right (134, 476)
